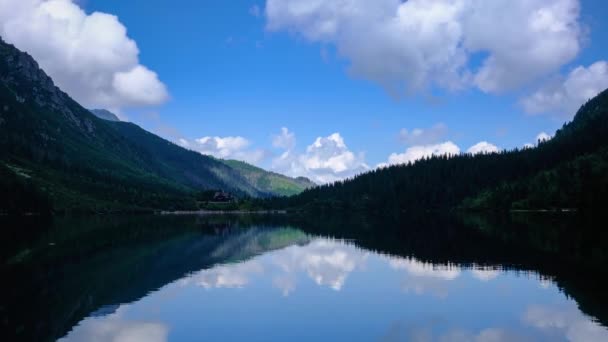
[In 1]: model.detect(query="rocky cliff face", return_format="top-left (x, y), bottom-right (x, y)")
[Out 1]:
top-left (0, 36), bottom-right (96, 134)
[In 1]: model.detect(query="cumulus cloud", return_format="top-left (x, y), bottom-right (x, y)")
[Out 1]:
top-left (265, 0), bottom-right (582, 95)
top-left (272, 127), bottom-right (296, 150)
top-left (524, 304), bottom-right (608, 342)
top-left (189, 136), bottom-right (269, 164)
top-left (523, 132), bottom-right (553, 148)
top-left (389, 258), bottom-right (461, 281)
top-left (467, 141), bottom-right (500, 155)
top-left (388, 257), bottom-right (461, 297)
top-left (196, 136), bottom-right (251, 157)
top-left (195, 260), bottom-right (264, 289)
top-left (470, 266), bottom-right (500, 281)
top-left (522, 61), bottom-right (608, 117)
top-left (0, 0), bottom-right (169, 109)
top-left (380, 141), bottom-right (460, 167)
top-left (178, 138), bottom-right (190, 148)
top-left (399, 123), bottom-right (448, 146)
top-left (302, 133), bottom-right (367, 175)
top-left (180, 238), bottom-right (368, 294)
top-left (536, 132), bottom-right (552, 143)
top-left (273, 240), bottom-right (369, 291)
top-left (272, 130), bottom-right (369, 184)
top-left (59, 305), bottom-right (168, 342)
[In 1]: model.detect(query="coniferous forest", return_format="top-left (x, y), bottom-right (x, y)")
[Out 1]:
top-left (0, 38), bottom-right (313, 214)
top-left (2, 34), bottom-right (608, 215)
top-left (261, 88), bottom-right (608, 214)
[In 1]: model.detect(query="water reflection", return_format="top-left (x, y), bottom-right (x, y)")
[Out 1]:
top-left (59, 306), bottom-right (168, 342)
top-left (57, 236), bottom-right (608, 342)
top-left (2, 213), bottom-right (608, 341)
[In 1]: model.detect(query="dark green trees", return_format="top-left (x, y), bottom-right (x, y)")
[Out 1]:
top-left (267, 88), bottom-right (608, 213)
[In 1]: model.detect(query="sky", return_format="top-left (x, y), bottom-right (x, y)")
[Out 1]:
top-left (1, 0), bottom-right (607, 183)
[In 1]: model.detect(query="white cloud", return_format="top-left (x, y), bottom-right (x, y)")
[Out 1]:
top-left (303, 133), bottom-right (363, 173)
top-left (0, 0), bottom-right (169, 109)
top-left (536, 132), bottom-right (552, 143)
top-left (523, 132), bottom-right (553, 148)
top-left (399, 123), bottom-right (448, 146)
top-left (381, 141), bottom-right (460, 167)
top-left (470, 266), bottom-right (500, 281)
top-left (181, 238), bottom-right (369, 294)
top-left (196, 136), bottom-right (251, 157)
top-left (273, 240), bottom-right (368, 291)
top-left (272, 127), bottom-right (296, 150)
top-left (522, 61), bottom-right (608, 117)
top-left (388, 257), bottom-right (461, 298)
top-left (178, 138), bottom-right (190, 147)
top-left (59, 305), bottom-right (168, 342)
top-left (265, 0), bottom-right (581, 95)
top-left (467, 141), bottom-right (500, 155)
top-left (193, 136), bottom-right (269, 164)
top-left (272, 130), bottom-right (368, 184)
top-left (524, 304), bottom-right (608, 342)
top-left (196, 137), bottom-right (251, 158)
top-left (389, 258), bottom-right (461, 281)
top-left (195, 260), bottom-right (264, 289)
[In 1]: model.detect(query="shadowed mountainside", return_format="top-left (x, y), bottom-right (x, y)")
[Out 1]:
top-left (0, 37), bottom-right (312, 213)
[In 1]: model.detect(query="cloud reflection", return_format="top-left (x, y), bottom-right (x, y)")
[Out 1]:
top-left (470, 266), bottom-right (500, 282)
top-left (272, 239), bottom-right (369, 291)
top-left (59, 306), bottom-right (168, 342)
top-left (194, 260), bottom-right (264, 289)
top-left (178, 238), bottom-right (479, 297)
top-left (524, 304), bottom-right (608, 342)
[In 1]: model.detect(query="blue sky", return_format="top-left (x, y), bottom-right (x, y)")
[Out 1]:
top-left (1, 0), bottom-right (607, 183)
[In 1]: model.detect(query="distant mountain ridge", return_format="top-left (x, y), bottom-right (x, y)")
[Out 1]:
top-left (0, 37), bottom-right (312, 213)
top-left (223, 159), bottom-right (315, 196)
top-left (89, 109), bottom-right (120, 122)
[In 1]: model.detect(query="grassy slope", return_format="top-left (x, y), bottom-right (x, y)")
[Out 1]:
top-left (223, 159), bottom-right (315, 196)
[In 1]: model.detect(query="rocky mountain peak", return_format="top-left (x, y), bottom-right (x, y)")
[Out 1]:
top-left (0, 36), bottom-right (95, 134)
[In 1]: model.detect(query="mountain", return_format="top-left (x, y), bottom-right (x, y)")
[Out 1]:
top-left (89, 109), bottom-right (120, 122)
top-left (2, 215), bottom-right (309, 341)
top-left (264, 88), bottom-right (608, 213)
top-left (223, 159), bottom-right (315, 196)
top-left (0, 37), bottom-right (311, 213)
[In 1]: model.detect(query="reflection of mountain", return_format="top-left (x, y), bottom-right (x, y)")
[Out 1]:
top-left (1, 215), bottom-right (309, 342)
top-left (3, 212), bottom-right (608, 341)
top-left (58, 228), bottom-right (608, 342)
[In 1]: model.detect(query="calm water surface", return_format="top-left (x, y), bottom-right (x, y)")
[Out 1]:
top-left (2, 213), bottom-right (607, 341)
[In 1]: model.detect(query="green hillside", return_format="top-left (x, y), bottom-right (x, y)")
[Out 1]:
top-left (223, 159), bottom-right (315, 196)
top-left (0, 37), bottom-right (310, 213)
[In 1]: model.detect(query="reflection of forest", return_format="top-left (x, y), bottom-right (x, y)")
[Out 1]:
top-left (296, 211), bottom-right (608, 329)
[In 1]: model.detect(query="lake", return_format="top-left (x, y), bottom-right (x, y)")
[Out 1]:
top-left (2, 212), bottom-right (608, 341)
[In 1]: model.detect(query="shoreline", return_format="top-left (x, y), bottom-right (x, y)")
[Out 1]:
top-left (158, 209), bottom-right (288, 215)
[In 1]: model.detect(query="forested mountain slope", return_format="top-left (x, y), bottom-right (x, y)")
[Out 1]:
top-left (265, 88), bottom-right (608, 213)
top-left (0, 37), bottom-right (309, 213)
